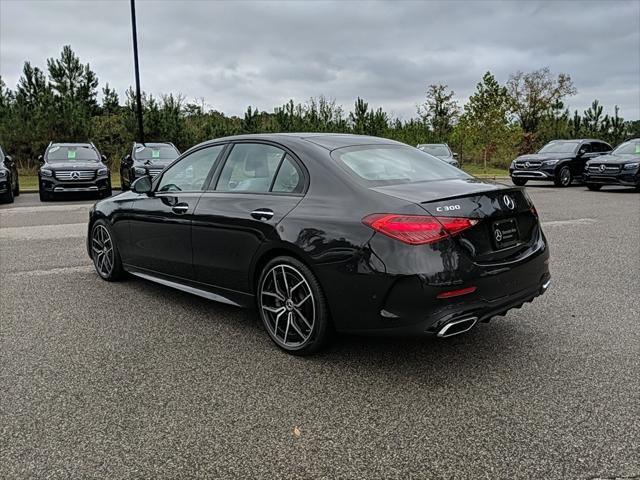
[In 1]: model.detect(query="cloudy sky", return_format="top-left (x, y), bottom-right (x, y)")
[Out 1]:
top-left (1, 0), bottom-right (639, 120)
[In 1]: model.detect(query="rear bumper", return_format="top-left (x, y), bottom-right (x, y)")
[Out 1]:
top-left (319, 229), bottom-right (550, 335)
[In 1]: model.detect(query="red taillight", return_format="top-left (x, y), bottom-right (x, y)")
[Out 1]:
top-left (362, 214), bottom-right (478, 245)
top-left (436, 286), bottom-right (477, 299)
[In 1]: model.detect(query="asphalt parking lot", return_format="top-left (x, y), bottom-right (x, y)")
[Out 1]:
top-left (1, 184), bottom-right (638, 479)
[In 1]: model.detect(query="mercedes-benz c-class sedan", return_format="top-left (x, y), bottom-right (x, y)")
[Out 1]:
top-left (88, 134), bottom-right (550, 354)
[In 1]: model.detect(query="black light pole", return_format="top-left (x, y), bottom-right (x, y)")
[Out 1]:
top-left (130, 0), bottom-right (145, 144)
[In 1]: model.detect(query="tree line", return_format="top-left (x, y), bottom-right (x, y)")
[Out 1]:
top-left (1, 45), bottom-right (637, 172)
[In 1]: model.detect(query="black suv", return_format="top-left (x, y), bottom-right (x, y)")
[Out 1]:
top-left (584, 138), bottom-right (640, 191)
top-left (38, 142), bottom-right (111, 201)
top-left (0, 145), bottom-right (20, 203)
top-left (119, 142), bottom-right (180, 190)
top-left (509, 139), bottom-right (612, 187)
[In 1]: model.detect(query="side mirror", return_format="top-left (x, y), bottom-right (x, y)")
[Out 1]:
top-left (452, 152), bottom-right (458, 159)
top-left (123, 154), bottom-right (132, 164)
top-left (38, 154), bottom-right (44, 163)
top-left (5, 155), bottom-right (12, 163)
top-left (131, 175), bottom-right (153, 195)
top-left (101, 154), bottom-right (108, 162)
top-left (578, 147), bottom-right (588, 157)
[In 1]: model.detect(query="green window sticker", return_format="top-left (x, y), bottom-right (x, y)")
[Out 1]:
top-left (152, 150), bottom-right (160, 159)
top-left (635, 144), bottom-right (640, 154)
top-left (67, 150), bottom-right (77, 159)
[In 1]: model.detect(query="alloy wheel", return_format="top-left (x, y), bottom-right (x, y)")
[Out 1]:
top-left (91, 224), bottom-right (115, 278)
top-left (560, 167), bottom-right (571, 186)
top-left (259, 264), bottom-right (316, 349)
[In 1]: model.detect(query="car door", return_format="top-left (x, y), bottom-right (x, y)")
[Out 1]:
top-left (192, 142), bottom-right (306, 292)
top-left (127, 144), bottom-right (226, 280)
top-left (574, 142), bottom-right (595, 177)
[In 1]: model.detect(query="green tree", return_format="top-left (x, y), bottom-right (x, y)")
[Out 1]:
top-left (418, 84), bottom-right (459, 141)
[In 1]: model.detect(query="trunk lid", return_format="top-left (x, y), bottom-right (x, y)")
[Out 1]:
top-left (372, 178), bottom-right (540, 263)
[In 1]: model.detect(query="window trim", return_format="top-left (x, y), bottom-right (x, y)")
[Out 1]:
top-left (153, 142), bottom-right (229, 194)
top-left (205, 139), bottom-right (309, 196)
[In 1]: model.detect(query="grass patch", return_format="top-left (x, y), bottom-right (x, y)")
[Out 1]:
top-left (461, 164), bottom-right (509, 177)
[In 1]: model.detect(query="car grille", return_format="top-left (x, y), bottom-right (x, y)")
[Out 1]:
top-left (147, 168), bottom-right (163, 178)
top-left (588, 165), bottom-right (620, 174)
top-left (54, 170), bottom-right (96, 181)
top-left (515, 161), bottom-right (542, 169)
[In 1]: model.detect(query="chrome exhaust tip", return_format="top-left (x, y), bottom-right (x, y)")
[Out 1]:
top-left (541, 279), bottom-right (551, 291)
top-left (437, 317), bottom-right (478, 338)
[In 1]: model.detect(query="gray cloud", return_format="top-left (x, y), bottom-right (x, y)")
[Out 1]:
top-left (1, 0), bottom-right (638, 119)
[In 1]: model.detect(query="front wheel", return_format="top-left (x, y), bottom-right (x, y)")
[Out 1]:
top-left (90, 220), bottom-right (125, 281)
top-left (511, 177), bottom-right (528, 186)
top-left (586, 183), bottom-right (602, 191)
top-left (1, 183), bottom-right (14, 204)
top-left (257, 256), bottom-right (332, 355)
top-left (39, 188), bottom-right (50, 202)
top-left (13, 176), bottom-right (20, 197)
top-left (554, 166), bottom-right (572, 187)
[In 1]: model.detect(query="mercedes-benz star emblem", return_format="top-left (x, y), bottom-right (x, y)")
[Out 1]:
top-left (599, 164), bottom-right (606, 172)
top-left (525, 161), bottom-right (531, 168)
top-left (503, 194), bottom-right (515, 210)
top-left (495, 229), bottom-right (503, 242)
top-left (70, 171), bottom-right (80, 180)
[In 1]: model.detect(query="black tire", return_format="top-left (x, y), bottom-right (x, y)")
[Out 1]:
top-left (100, 184), bottom-right (113, 199)
top-left (586, 183), bottom-right (602, 191)
top-left (1, 183), bottom-right (14, 204)
top-left (13, 175), bottom-right (20, 197)
top-left (39, 188), bottom-right (50, 202)
top-left (90, 219), bottom-right (125, 281)
top-left (257, 256), bottom-right (332, 355)
top-left (554, 166), bottom-right (572, 187)
top-left (511, 177), bottom-right (528, 186)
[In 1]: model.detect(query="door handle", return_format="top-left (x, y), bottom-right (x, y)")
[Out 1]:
top-left (251, 208), bottom-right (274, 220)
top-left (172, 203), bottom-right (189, 214)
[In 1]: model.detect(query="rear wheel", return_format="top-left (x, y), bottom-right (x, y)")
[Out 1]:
top-left (511, 177), bottom-right (528, 186)
top-left (90, 220), bottom-right (124, 281)
top-left (586, 183), bottom-right (602, 191)
top-left (554, 166), bottom-right (572, 187)
top-left (257, 256), bottom-right (331, 355)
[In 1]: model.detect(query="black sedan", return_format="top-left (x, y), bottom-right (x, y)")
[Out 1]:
top-left (88, 134), bottom-right (550, 354)
top-left (509, 139), bottom-right (611, 187)
top-left (0, 145), bottom-right (20, 203)
top-left (584, 138), bottom-right (640, 191)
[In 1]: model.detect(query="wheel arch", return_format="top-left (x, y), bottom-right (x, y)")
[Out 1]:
top-left (250, 244), bottom-right (317, 295)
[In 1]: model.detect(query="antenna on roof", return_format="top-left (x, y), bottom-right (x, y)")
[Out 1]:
top-left (130, 0), bottom-right (145, 145)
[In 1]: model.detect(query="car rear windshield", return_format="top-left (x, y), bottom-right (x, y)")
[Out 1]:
top-left (538, 141), bottom-right (579, 154)
top-left (332, 145), bottom-right (470, 187)
top-left (134, 145), bottom-right (179, 161)
top-left (612, 140), bottom-right (640, 155)
top-left (418, 145), bottom-right (450, 157)
top-left (46, 145), bottom-right (99, 162)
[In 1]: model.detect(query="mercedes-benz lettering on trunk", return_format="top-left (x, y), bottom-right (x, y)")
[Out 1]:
top-left (39, 142), bottom-right (112, 201)
top-left (88, 134), bottom-right (550, 355)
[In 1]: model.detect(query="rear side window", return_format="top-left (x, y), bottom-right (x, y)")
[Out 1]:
top-left (215, 143), bottom-right (285, 193)
top-left (272, 155), bottom-right (304, 194)
top-left (332, 145), bottom-right (469, 187)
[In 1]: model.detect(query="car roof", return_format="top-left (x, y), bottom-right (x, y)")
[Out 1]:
top-left (193, 133), bottom-right (405, 152)
top-left (547, 139), bottom-right (608, 143)
top-left (133, 142), bottom-right (176, 147)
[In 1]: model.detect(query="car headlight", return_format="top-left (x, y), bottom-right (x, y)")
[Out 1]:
top-left (0, 170), bottom-right (6, 178)
top-left (134, 167), bottom-right (147, 175)
top-left (40, 168), bottom-right (53, 177)
top-left (623, 162), bottom-right (639, 170)
top-left (97, 168), bottom-right (108, 176)
top-left (543, 159), bottom-right (559, 166)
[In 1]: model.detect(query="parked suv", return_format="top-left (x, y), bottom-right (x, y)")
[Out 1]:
top-left (119, 142), bottom-right (180, 190)
top-left (509, 139), bottom-right (611, 187)
top-left (416, 143), bottom-right (459, 167)
top-left (38, 142), bottom-right (111, 201)
top-left (584, 138), bottom-right (640, 191)
top-left (0, 145), bottom-right (20, 203)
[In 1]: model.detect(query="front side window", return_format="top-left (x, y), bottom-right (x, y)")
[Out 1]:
top-left (157, 145), bottom-right (224, 192)
top-left (332, 145), bottom-right (469, 187)
top-left (538, 141), bottom-right (580, 154)
top-left (215, 143), bottom-right (285, 193)
top-left (46, 145), bottom-right (99, 162)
